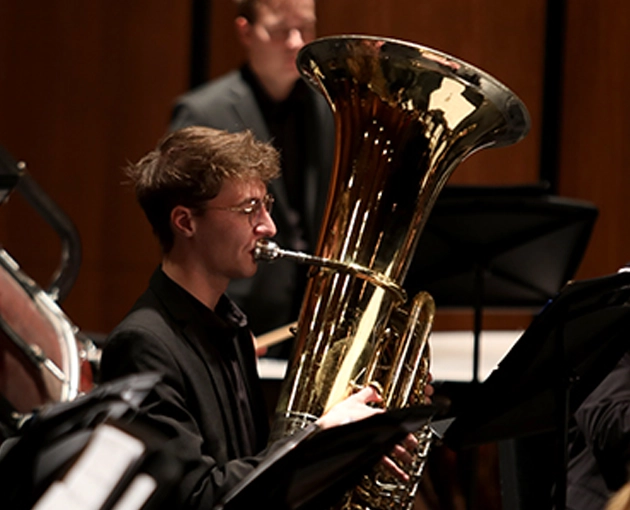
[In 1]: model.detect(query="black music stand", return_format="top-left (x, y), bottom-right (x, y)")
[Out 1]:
top-left (216, 405), bottom-right (440, 510)
top-left (404, 184), bottom-right (598, 382)
top-left (442, 270), bottom-right (630, 510)
top-left (0, 373), bottom-right (183, 510)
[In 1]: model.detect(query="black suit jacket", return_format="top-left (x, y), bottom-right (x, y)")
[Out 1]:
top-left (100, 268), bottom-right (278, 509)
top-left (566, 351), bottom-right (630, 510)
top-left (170, 69), bottom-right (335, 335)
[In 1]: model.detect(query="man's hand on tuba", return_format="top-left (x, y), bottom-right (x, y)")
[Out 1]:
top-left (316, 378), bottom-right (435, 482)
top-left (315, 385), bottom-right (384, 429)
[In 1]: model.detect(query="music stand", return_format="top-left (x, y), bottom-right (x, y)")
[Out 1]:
top-left (442, 270), bottom-right (630, 509)
top-left (216, 405), bottom-right (440, 510)
top-left (0, 145), bottom-right (22, 205)
top-left (404, 184), bottom-right (598, 382)
top-left (0, 373), bottom-right (183, 510)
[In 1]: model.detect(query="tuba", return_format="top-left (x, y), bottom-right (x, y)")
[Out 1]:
top-left (258, 35), bottom-right (530, 509)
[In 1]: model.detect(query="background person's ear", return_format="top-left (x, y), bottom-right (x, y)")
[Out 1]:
top-left (234, 16), bottom-right (252, 48)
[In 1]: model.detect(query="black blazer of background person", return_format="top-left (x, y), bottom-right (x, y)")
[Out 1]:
top-left (170, 0), bottom-right (334, 339)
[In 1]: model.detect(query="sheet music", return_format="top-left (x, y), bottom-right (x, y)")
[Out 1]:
top-left (33, 424), bottom-right (149, 510)
top-left (111, 473), bottom-right (157, 510)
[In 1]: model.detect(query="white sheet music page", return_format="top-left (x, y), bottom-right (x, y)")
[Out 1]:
top-left (111, 473), bottom-right (158, 510)
top-left (33, 423), bottom-right (148, 510)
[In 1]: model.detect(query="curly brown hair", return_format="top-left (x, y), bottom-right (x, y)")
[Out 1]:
top-left (127, 126), bottom-right (280, 253)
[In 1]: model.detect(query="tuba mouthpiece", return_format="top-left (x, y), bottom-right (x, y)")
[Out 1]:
top-left (253, 239), bottom-right (281, 261)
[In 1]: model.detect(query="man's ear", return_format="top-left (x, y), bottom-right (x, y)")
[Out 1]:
top-left (235, 16), bottom-right (251, 48)
top-left (171, 205), bottom-right (196, 239)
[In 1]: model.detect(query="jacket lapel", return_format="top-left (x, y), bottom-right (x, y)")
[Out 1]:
top-left (229, 79), bottom-right (271, 142)
top-left (149, 270), bottom-right (242, 454)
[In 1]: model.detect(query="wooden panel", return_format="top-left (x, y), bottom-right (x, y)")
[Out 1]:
top-left (0, 1), bottom-right (191, 333)
top-left (209, 0), bottom-right (244, 78)
top-left (5, 1), bottom-right (624, 336)
top-left (559, 1), bottom-right (630, 280)
top-left (0, 0), bottom-right (548, 334)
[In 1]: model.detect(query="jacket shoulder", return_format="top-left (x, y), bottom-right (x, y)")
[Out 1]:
top-left (172, 71), bottom-right (248, 119)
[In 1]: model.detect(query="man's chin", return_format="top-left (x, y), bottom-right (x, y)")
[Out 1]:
top-left (244, 262), bottom-right (259, 278)
top-left (229, 262), bottom-right (258, 281)
top-left (282, 63), bottom-right (300, 80)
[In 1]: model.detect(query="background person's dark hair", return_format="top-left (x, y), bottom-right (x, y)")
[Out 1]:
top-left (126, 126), bottom-right (280, 253)
top-left (234, 0), bottom-right (260, 23)
top-left (234, 0), bottom-right (317, 23)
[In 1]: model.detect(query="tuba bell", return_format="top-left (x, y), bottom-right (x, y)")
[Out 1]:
top-left (259, 35), bottom-right (530, 509)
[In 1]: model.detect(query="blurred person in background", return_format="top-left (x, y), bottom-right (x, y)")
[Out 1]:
top-left (170, 0), bottom-right (334, 351)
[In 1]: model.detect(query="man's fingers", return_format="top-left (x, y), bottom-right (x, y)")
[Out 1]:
top-left (402, 433), bottom-right (419, 452)
top-left (352, 384), bottom-right (383, 405)
top-left (391, 444), bottom-right (414, 466)
top-left (380, 455), bottom-right (410, 482)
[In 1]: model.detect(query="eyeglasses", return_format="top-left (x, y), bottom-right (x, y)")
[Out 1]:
top-left (207, 194), bottom-right (274, 226)
top-left (257, 22), bottom-right (316, 43)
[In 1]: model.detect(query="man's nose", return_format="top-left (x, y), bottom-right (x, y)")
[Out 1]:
top-left (255, 207), bottom-right (277, 237)
top-left (286, 27), bottom-right (305, 49)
